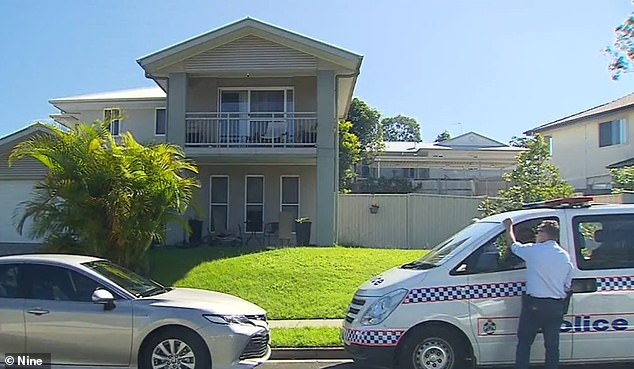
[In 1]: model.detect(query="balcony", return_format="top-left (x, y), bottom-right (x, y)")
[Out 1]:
top-left (185, 112), bottom-right (317, 147)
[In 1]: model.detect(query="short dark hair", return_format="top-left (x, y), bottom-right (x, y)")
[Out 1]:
top-left (537, 220), bottom-right (559, 239)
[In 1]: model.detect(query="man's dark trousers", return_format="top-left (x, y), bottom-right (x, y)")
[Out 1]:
top-left (515, 295), bottom-right (565, 369)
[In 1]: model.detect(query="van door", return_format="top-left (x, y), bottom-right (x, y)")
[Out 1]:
top-left (570, 214), bottom-right (634, 361)
top-left (452, 217), bottom-right (572, 366)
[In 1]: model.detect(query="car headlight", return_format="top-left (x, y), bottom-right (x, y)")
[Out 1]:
top-left (204, 314), bottom-right (252, 325)
top-left (360, 289), bottom-right (408, 326)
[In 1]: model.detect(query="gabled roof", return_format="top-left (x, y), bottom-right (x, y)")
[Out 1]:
top-left (0, 123), bottom-right (54, 152)
top-left (382, 132), bottom-right (521, 155)
top-left (526, 92), bottom-right (634, 135)
top-left (436, 131), bottom-right (507, 148)
top-left (137, 17), bottom-right (363, 74)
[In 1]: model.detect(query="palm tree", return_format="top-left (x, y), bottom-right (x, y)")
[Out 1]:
top-left (9, 120), bottom-right (199, 271)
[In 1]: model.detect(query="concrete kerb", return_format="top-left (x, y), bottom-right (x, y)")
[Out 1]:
top-left (269, 319), bottom-right (349, 360)
top-left (269, 319), bottom-right (343, 328)
top-left (270, 348), bottom-right (351, 360)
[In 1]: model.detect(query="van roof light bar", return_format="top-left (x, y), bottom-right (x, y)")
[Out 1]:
top-left (522, 196), bottom-right (594, 210)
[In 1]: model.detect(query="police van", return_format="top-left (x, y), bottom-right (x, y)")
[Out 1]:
top-left (342, 197), bottom-right (634, 369)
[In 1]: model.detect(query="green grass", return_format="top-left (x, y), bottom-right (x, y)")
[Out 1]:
top-left (270, 327), bottom-right (342, 347)
top-left (149, 246), bottom-right (423, 319)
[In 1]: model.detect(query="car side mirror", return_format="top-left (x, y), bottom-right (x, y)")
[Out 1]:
top-left (92, 288), bottom-right (116, 310)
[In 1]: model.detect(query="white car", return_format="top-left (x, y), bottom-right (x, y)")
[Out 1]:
top-left (344, 197), bottom-right (634, 369)
top-left (0, 254), bottom-right (270, 369)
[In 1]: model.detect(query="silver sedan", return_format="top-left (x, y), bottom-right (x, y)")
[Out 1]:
top-left (0, 254), bottom-right (270, 369)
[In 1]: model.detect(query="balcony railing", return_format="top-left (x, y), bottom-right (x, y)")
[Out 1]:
top-left (185, 112), bottom-right (317, 147)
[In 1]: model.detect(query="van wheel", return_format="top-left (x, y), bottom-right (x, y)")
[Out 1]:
top-left (397, 328), bottom-right (468, 369)
top-left (141, 328), bottom-right (210, 369)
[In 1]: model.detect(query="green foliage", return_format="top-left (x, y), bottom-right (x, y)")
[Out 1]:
top-left (611, 165), bottom-right (634, 192)
top-left (353, 177), bottom-right (422, 194)
top-left (150, 246), bottom-right (424, 319)
top-left (271, 327), bottom-right (341, 347)
top-left (381, 114), bottom-right (421, 142)
top-left (346, 98), bottom-right (384, 164)
top-left (338, 120), bottom-right (361, 192)
top-left (9, 120), bottom-right (199, 271)
top-left (435, 130), bottom-right (451, 142)
top-left (478, 134), bottom-right (574, 216)
top-left (509, 135), bottom-right (530, 147)
top-left (607, 5), bottom-right (634, 80)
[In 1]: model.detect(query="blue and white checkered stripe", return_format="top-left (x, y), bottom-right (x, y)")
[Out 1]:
top-left (342, 328), bottom-right (404, 346)
top-left (404, 281), bottom-right (526, 304)
top-left (597, 276), bottom-right (634, 291)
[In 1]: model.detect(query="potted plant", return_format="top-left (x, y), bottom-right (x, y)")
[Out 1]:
top-left (295, 217), bottom-right (312, 245)
top-left (369, 203), bottom-right (380, 214)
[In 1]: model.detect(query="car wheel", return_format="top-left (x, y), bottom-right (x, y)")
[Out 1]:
top-left (397, 327), bottom-right (469, 369)
top-left (141, 328), bottom-right (210, 369)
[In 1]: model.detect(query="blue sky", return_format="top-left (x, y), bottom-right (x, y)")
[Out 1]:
top-left (1, 0), bottom-right (632, 142)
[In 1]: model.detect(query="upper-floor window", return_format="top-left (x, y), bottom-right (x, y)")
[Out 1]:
top-left (599, 119), bottom-right (627, 147)
top-left (155, 108), bottom-right (166, 136)
top-left (104, 108), bottom-right (120, 136)
top-left (544, 135), bottom-right (553, 155)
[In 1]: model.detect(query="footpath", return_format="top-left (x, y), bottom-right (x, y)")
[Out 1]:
top-left (269, 319), bottom-right (351, 360)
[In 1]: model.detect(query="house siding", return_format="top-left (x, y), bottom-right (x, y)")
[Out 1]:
top-left (168, 164), bottom-right (317, 244)
top-left (0, 151), bottom-right (47, 179)
top-left (186, 76), bottom-right (317, 112)
top-left (547, 109), bottom-right (634, 191)
top-left (185, 35), bottom-right (317, 72)
top-left (65, 106), bottom-right (166, 145)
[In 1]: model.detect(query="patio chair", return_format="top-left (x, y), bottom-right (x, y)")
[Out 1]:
top-left (209, 208), bottom-right (241, 246)
top-left (278, 210), bottom-right (294, 246)
top-left (264, 222), bottom-right (279, 246)
top-left (261, 120), bottom-right (288, 143)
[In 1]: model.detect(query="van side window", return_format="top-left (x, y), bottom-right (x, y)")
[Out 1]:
top-left (453, 217), bottom-right (558, 275)
top-left (574, 214), bottom-right (634, 270)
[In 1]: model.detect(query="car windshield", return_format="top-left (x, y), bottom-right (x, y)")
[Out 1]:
top-left (401, 221), bottom-right (498, 269)
top-left (83, 260), bottom-right (168, 298)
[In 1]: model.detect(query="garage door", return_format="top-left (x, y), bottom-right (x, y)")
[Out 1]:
top-left (0, 179), bottom-right (39, 243)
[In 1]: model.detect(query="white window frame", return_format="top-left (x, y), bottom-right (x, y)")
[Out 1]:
top-left (155, 107), bottom-right (166, 136)
top-left (245, 175), bottom-right (265, 233)
top-left (209, 175), bottom-right (229, 234)
top-left (599, 118), bottom-right (627, 148)
top-left (104, 108), bottom-right (121, 136)
top-left (280, 175), bottom-right (300, 232)
top-left (217, 87), bottom-right (295, 113)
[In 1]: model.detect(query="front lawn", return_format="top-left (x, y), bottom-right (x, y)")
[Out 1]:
top-left (271, 327), bottom-right (341, 347)
top-left (149, 246), bottom-right (423, 319)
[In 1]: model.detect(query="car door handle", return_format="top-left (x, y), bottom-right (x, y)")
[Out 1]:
top-left (27, 308), bottom-right (50, 316)
top-left (571, 278), bottom-right (597, 293)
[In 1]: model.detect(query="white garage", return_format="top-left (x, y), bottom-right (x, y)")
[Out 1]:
top-left (0, 179), bottom-right (39, 243)
top-left (0, 124), bottom-right (50, 247)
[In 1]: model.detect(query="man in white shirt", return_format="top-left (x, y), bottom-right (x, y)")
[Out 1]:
top-left (503, 218), bottom-right (573, 369)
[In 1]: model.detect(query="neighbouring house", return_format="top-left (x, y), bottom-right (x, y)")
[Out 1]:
top-left (1, 17), bottom-right (362, 247)
top-left (0, 124), bottom-right (51, 249)
top-left (356, 132), bottom-right (524, 196)
top-left (526, 93), bottom-right (634, 194)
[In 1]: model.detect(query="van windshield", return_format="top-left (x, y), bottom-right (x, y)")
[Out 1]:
top-left (401, 222), bottom-right (498, 269)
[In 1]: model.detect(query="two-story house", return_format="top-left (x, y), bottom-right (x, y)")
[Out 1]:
top-left (526, 93), bottom-right (634, 194)
top-left (357, 132), bottom-right (523, 196)
top-left (0, 18), bottom-right (363, 246)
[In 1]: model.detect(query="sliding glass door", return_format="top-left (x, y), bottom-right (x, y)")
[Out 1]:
top-left (219, 88), bottom-right (294, 143)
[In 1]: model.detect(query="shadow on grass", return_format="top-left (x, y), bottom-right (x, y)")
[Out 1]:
top-left (149, 244), bottom-right (270, 286)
